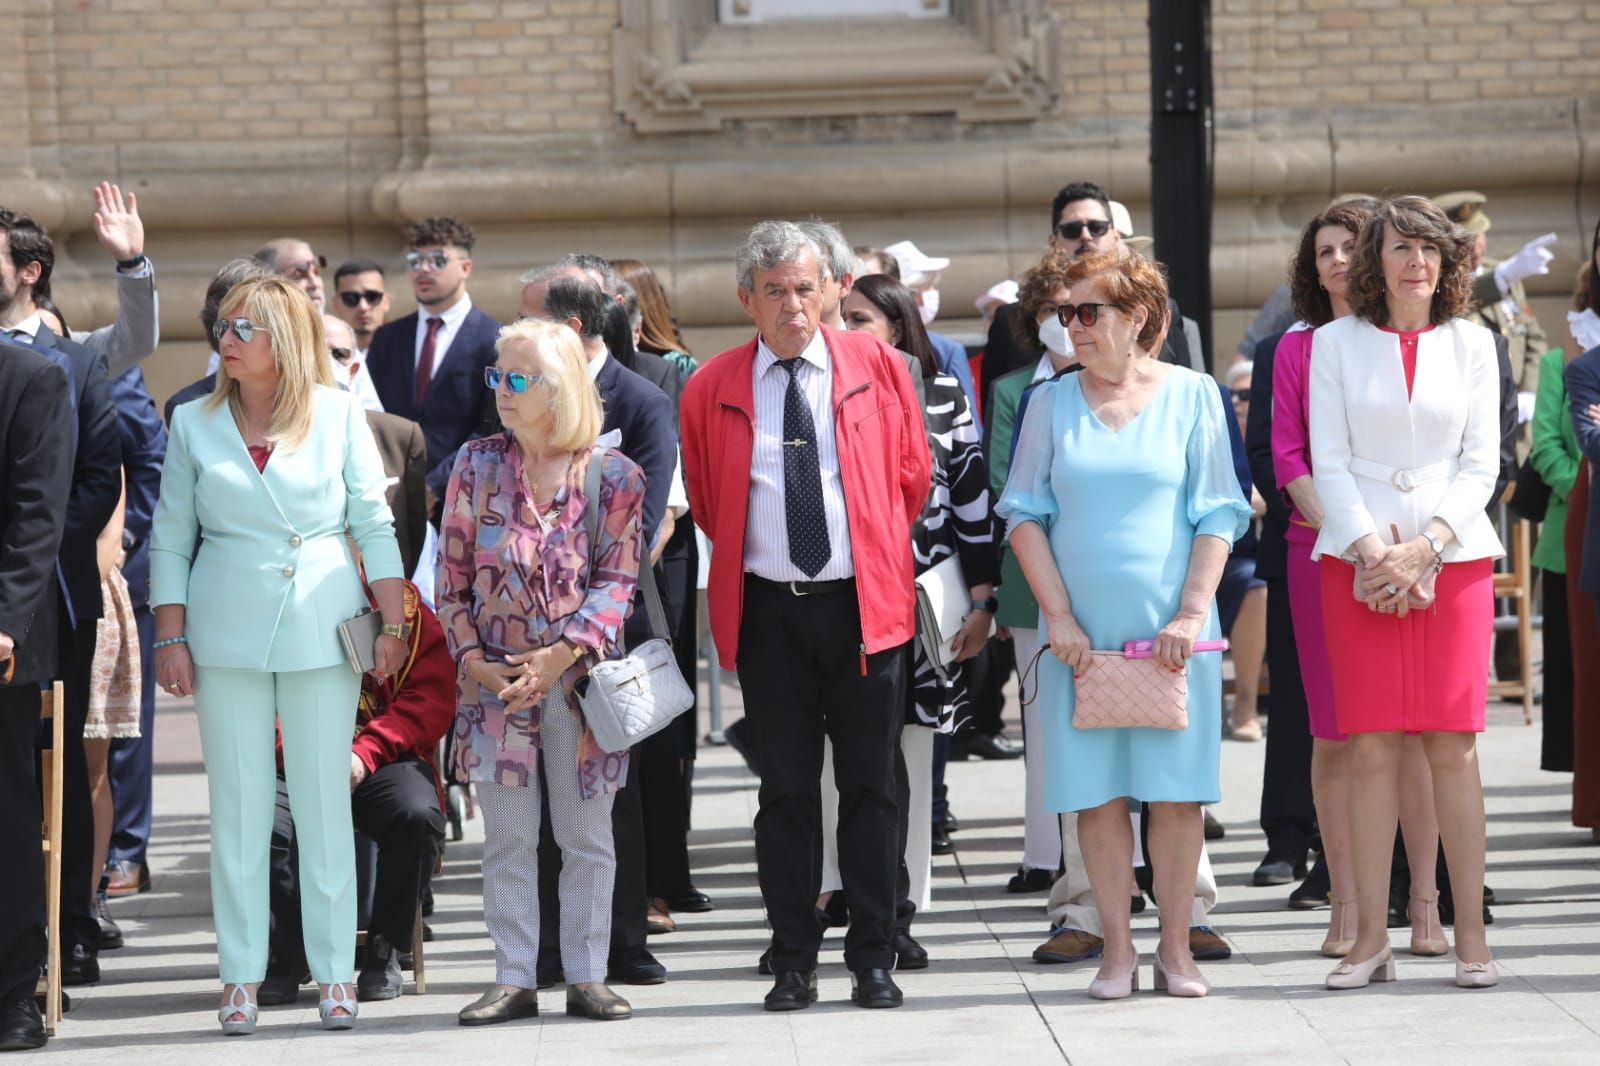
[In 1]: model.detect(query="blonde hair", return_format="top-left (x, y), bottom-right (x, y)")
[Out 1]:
top-left (207, 276), bottom-right (334, 451)
top-left (494, 319), bottom-right (603, 452)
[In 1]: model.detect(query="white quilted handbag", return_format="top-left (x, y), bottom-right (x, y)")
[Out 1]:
top-left (573, 447), bottom-right (695, 753)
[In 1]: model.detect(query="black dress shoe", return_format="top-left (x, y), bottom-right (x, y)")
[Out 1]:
top-left (1288, 854), bottom-right (1330, 909)
top-left (952, 732), bottom-right (1023, 760)
top-left (850, 967), bottom-right (903, 1008)
top-left (764, 970), bottom-right (818, 1012)
top-left (943, 813), bottom-right (961, 833)
top-left (757, 946), bottom-right (773, 976)
top-left (257, 973), bottom-right (304, 1006)
top-left (95, 891), bottom-right (124, 951)
top-left (931, 824), bottom-right (953, 855)
top-left (1008, 867), bottom-right (1054, 893)
top-left (357, 933), bottom-right (403, 1002)
top-left (33, 990), bottom-right (69, 1016)
top-left (667, 889), bottom-right (714, 913)
top-left (61, 944), bottom-right (98, 987)
top-left (1203, 809), bottom-right (1225, 840)
top-left (1130, 893), bottom-right (1147, 915)
top-left (892, 931), bottom-right (928, 970)
top-left (608, 949), bottom-right (667, 985)
top-left (0, 994), bottom-right (47, 1051)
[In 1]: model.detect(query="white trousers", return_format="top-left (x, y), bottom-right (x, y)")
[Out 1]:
top-left (1013, 627), bottom-right (1062, 872)
top-left (1043, 808), bottom-right (1218, 935)
top-left (477, 686), bottom-right (616, 986)
top-left (820, 726), bottom-right (934, 914)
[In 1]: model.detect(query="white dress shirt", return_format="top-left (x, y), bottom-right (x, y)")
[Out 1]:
top-left (349, 360), bottom-right (386, 412)
top-left (4, 313), bottom-right (42, 343)
top-left (743, 331), bottom-right (855, 582)
top-left (412, 293), bottom-right (474, 372)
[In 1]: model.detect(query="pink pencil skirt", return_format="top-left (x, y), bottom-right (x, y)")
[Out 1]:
top-left (1318, 556), bottom-right (1494, 735)
top-left (1287, 543), bottom-right (1343, 740)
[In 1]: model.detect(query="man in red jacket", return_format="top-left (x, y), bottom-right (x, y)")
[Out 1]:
top-left (681, 221), bottom-right (931, 1012)
top-left (261, 579), bottom-right (453, 1005)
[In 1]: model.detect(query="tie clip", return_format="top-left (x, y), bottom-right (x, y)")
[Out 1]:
top-left (783, 439), bottom-right (810, 447)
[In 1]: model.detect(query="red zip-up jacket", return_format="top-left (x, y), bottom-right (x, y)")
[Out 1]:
top-left (681, 326), bottom-right (932, 668)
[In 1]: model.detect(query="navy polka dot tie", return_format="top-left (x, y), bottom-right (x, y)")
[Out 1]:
top-left (779, 358), bottom-right (831, 578)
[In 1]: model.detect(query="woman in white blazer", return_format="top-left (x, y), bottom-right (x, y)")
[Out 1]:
top-left (1308, 197), bottom-right (1503, 992)
top-left (150, 278), bottom-right (406, 1034)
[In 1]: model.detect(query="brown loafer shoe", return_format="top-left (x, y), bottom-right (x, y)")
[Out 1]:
top-left (104, 860), bottom-right (150, 898)
top-left (458, 985), bottom-right (539, 1026)
top-left (566, 982), bottom-right (631, 1020)
top-left (1189, 926), bottom-right (1232, 961)
top-left (646, 898), bottom-right (675, 935)
top-left (1032, 928), bottom-right (1105, 964)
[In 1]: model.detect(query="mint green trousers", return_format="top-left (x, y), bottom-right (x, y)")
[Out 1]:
top-left (194, 663), bottom-right (359, 985)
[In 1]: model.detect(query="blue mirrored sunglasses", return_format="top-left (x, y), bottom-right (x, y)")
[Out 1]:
top-left (484, 367), bottom-right (544, 393)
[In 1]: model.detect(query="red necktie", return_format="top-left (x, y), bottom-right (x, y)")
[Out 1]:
top-left (414, 316), bottom-right (443, 408)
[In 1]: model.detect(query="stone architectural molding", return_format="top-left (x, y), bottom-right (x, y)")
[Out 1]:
top-left (612, 0), bottom-right (1061, 133)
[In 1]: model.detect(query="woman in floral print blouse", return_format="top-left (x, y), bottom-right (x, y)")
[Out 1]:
top-left (436, 318), bottom-right (645, 1024)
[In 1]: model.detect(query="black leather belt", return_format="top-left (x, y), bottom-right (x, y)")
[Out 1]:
top-left (745, 573), bottom-right (856, 597)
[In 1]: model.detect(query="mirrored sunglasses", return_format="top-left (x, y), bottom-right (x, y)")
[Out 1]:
top-left (484, 367), bottom-right (544, 393)
top-left (405, 250), bottom-right (452, 271)
top-left (212, 317), bottom-right (270, 345)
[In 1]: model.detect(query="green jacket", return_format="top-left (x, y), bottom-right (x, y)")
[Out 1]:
top-left (988, 363), bottom-right (1043, 629)
top-left (1529, 346), bottom-right (1577, 573)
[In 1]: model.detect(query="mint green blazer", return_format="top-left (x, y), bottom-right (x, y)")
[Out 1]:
top-left (150, 385), bottom-right (404, 672)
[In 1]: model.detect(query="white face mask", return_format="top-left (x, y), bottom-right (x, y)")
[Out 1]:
top-left (917, 288), bottom-right (940, 326)
top-left (1037, 314), bottom-right (1074, 358)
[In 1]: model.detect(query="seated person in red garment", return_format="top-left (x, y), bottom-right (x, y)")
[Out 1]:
top-left (262, 575), bottom-right (453, 1004)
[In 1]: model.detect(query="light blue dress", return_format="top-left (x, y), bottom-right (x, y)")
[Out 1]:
top-left (997, 368), bottom-right (1250, 812)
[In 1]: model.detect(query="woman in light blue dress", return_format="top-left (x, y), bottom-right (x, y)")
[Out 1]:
top-left (999, 252), bottom-right (1249, 1000)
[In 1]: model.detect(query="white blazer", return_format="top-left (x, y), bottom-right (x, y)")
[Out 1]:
top-left (1308, 316), bottom-right (1504, 563)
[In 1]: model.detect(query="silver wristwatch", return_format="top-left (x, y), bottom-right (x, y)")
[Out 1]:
top-left (1421, 531), bottom-right (1445, 557)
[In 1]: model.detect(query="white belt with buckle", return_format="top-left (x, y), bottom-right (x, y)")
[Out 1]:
top-left (1346, 456), bottom-right (1457, 493)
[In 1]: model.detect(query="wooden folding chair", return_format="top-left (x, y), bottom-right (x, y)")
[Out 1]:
top-left (1487, 517), bottom-right (1535, 724)
top-left (353, 853), bottom-right (438, 995)
top-left (34, 681), bottom-right (65, 1036)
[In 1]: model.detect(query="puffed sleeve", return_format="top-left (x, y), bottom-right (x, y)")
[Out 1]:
top-left (1430, 325), bottom-right (1502, 539)
top-left (1309, 325), bottom-right (1380, 557)
top-left (342, 392), bottom-right (403, 582)
top-left (995, 380), bottom-right (1060, 540)
top-left (434, 445), bottom-right (480, 661)
top-left (563, 449), bottom-right (646, 667)
top-left (148, 404), bottom-right (198, 608)
top-left (1186, 373), bottom-right (1253, 543)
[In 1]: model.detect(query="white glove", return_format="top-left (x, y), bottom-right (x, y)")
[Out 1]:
top-left (1516, 390), bottom-right (1536, 426)
top-left (1569, 308), bottom-right (1600, 354)
top-left (1492, 233), bottom-right (1557, 295)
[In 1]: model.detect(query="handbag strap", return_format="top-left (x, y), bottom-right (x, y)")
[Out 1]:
top-left (582, 445), bottom-right (671, 653)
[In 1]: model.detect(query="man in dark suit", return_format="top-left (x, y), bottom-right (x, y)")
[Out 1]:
top-left (0, 209), bottom-right (124, 987)
top-left (0, 338), bottom-right (74, 1051)
top-left (364, 217), bottom-right (501, 507)
top-left (515, 267), bottom-right (677, 987)
top-left (98, 367), bottom-right (167, 927)
top-left (554, 253), bottom-right (684, 418)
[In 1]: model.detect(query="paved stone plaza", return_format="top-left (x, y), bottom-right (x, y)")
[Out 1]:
top-left (45, 687), bottom-right (1600, 1066)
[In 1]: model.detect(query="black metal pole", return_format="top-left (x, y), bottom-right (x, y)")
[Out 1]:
top-left (1149, 1), bottom-right (1214, 371)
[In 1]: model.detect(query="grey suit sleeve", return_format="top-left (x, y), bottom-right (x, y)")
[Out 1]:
top-left (98, 262), bottom-right (161, 377)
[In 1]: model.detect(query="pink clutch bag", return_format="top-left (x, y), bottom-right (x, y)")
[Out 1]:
top-left (1072, 652), bottom-right (1189, 730)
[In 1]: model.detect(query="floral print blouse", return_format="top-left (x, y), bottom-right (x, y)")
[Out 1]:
top-left (436, 435), bottom-right (646, 799)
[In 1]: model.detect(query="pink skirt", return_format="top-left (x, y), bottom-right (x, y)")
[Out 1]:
top-left (1288, 544), bottom-right (1342, 740)
top-left (1318, 556), bottom-right (1494, 735)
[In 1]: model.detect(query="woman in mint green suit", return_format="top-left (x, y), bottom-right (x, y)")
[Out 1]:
top-left (150, 277), bottom-right (406, 1035)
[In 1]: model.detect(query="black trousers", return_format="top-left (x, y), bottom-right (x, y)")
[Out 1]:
top-left (0, 686), bottom-right (46, 1002)
top-left (962, 635), bottom-right (1012, 737)
top-left (1259, 578), bottom-right (1316, 859)
top-left (642, 529), bottom-right (698, 899)
top-left (267, 756), bottom-right (445, 974)
top-left (738, 579), bottom-right (906, 973)
top-left (55, 614), bottom-right (98, 959)
top-left (1539, 568), bottom-right (1574, 772)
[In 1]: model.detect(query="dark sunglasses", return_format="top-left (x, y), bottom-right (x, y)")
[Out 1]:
top-left (1230, 388), bottom-right (1251, 403)
top-left (212, 317), bottom-right (270, 345)
top-left (1055, 302), bottom-right (1121, 328)
top-left (484, 367), bottom-right (544, 393)
top-left (338, 289), bottom-right (385, 308)
top-left (330, 346), bottom-right (353, 364)
top-left (1056, 219), bottom-right (1113, 241)
top-left (405, 250), bottom-right (453, 271)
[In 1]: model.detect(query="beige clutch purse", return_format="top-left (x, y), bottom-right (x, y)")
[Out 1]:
top-left (337, 607), bottom-right (383, 676)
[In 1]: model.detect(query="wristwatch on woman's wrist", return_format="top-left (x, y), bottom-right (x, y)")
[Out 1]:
top-left (1420, 531), bottom-right (1445, 557)
top-left (382, 621), bottom-right (411, 641)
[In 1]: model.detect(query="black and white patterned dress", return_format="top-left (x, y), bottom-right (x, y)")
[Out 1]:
top-left (909, 373), bottom-right (999, 732)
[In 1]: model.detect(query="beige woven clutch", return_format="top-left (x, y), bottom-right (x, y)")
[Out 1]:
top-left (1072, 652), bottom-right (1188, 730)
